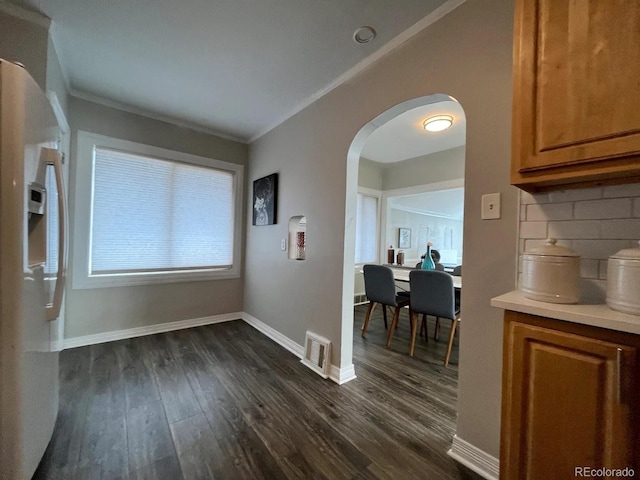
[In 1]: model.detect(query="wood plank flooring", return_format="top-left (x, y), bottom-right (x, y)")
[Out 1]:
top-left (34, 304), bottom-right (474, 480)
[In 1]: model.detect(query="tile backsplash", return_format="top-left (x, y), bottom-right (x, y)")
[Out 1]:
top-left (518, 183), bottom-right (640, 303)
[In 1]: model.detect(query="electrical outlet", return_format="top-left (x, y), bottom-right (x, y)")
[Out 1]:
top-left (280, 238), bottom-right (287, 251)
top-left (481, 193), bottom-right (501, 220)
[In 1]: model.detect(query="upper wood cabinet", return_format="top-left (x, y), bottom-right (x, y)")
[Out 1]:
top-left (511, 0), bottom-right (640, 192)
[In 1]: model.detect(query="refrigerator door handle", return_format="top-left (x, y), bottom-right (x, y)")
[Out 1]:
top-left (43, 147), bottom-right (67, 322)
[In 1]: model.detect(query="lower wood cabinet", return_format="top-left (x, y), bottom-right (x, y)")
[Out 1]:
top-left (501, 311), bottom-right (640, 480)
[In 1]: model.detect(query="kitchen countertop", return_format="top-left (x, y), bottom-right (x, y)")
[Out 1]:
top-left (491, 290), bottom-right (640, 336)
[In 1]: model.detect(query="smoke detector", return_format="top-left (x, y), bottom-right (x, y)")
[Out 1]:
top-left (353, 26), bottom-right (376, 44)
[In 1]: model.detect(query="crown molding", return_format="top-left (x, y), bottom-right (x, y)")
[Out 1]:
top-left (248, 0), bottom-right (468, 143)
top-left (69, 88), bottom-right (247, 143)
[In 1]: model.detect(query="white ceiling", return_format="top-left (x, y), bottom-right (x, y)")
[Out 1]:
top-left (11, 0), bottom-right (455, 142)
top-left (361, 100), bottom-right (466, 163)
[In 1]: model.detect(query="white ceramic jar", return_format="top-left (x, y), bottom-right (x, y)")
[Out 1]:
top-left (521, 238), bottom-right (581, 304)
top-left (606, 241), bottom-right (640, 316)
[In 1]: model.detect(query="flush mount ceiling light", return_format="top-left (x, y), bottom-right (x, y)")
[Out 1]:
top-left (423, 115), bottom-right (453, 132)
top-left (353, 26), bottom-right (376, 44)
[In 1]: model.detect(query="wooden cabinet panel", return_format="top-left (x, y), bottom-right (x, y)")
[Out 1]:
top-left (501, 312), bottom-right (639, 480)
top-left (511, 0), bottom-right (640, 191)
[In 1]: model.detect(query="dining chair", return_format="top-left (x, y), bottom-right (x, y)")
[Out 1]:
top-left (362, 264), bottom-right (410, 339)
top-left (408, 270), bottom-right (461, 366)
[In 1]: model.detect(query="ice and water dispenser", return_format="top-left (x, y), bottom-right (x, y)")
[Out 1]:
top-left (27, 181), bottom-right (47, 267)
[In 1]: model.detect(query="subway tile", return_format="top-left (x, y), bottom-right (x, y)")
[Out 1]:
top-left (520, 221), bottom-right (547, 239)
top-left (526, 202), bottom-right (573, 221)
top-left (634, 198), bottom-right (640, 218)
top-left (579, 279), bottom-right (606, 304)
top-left (547, 220), bottom-right (600, 239)
top-left (574, 198), bottom-right (632, 219)
top-left (580, 259), bottom-right (599, 279)
top-left (548, 187), bottom-right (602, 203)
top-left (601, 219), bottom-right (640, 239)
top-left (571, 239), bottom-right (633, 259)
top-left (599, 260), bottom-right (609, 280)
top-left (523, 238), bottom-right (573, 252)
top-left (602, 183), bottom-right (640, 198)
top-left (520, 204), bottom-right (527, 221)
top-left (520, 191), bottom-right (549, 205)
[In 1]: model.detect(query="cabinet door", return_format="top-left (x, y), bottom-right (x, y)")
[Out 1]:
top-left (501, 320), bottom-right (636, 480)
top-left (511, 0), bottom-right (640, 188)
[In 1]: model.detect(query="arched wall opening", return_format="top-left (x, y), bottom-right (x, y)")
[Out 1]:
top-left (341, 93), bottom-right (467, 377)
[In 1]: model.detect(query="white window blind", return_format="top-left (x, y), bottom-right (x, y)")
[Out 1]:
top-left (90, 147), bottom-right (234, 275)
top-left (355, 193), bottom-right (378, 264)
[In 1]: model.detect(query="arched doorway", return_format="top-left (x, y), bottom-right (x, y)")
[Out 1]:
top-left (341, 93), bottom-right (467, 378)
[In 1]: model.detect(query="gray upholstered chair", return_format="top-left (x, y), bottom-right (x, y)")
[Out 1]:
top-left (408, 270), bottom-right (461, 366)
top-left (362, 264), bottom-right (410, 339)
top-left (452, 265), bottom-right (462, 276)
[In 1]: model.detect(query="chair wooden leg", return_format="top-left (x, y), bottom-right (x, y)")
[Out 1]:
top-left (444, 317), bottom-right (459, 367)
top-left (434, 317), bottom-right (441, 341)
top-left (362, 302), bottom-right (377, 337)
top-left (385, 306), bottom-right (401, 348)
top-left (409, 310), bottom-right (418, 356)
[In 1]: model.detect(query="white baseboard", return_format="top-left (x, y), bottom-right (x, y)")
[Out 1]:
top-left (62, 310), bottom-right (358, 387)
top-left (62, 312), bottom-right (242, 349)
top-left (241, 312), bottom-right (304, 358)
top-left (241, 313), bottom-right (357, 385)
top-left (329, 363), bottom-right (357, 384)
top-left (448, 435), bottom-right (499, 480)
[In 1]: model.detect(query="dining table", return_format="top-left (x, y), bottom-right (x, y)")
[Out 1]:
top-left (388, 266), bottom-right (462, 290)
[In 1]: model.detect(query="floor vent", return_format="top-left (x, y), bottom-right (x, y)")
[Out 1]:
top-left (354, 294), bottom-right (368, 305)
top-left (301, 331), bottom-right (331, 379)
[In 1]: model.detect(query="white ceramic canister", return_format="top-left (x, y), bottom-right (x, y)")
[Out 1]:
top-left (606, 241), bottom-right (640, 316)
top-left (521, 238), bottom-right (581, 304)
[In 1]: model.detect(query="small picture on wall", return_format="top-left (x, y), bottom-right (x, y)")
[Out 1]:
top-left (253, 173), bottom-right (278, 226)
top-left (398, 228), bottom-right (411, 249)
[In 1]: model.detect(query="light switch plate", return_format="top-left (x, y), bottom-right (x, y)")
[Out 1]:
top-left (281, 238), bottom-right (287, 251)
top-left (481, 193), bottom-right (501, 220)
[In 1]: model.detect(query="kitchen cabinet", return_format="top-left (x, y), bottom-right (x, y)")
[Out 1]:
top-left (500, 311), bottom-right (640, 480)
top-left (511, 0), bottom-right (640, 192)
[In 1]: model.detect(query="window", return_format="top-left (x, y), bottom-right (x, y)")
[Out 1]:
top-left (72, 131), bottom-right (243, 288)
top-left (355, 190), bottom-right (379, 264)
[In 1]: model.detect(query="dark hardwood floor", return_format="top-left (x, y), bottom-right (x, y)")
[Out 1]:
top-left (34, 304), bottom-right (472, 480)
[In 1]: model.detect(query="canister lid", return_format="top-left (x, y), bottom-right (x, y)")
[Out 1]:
top-left (524, 238), bottom-right (579, 257)
top-left (610, 241), bottom-right (640, 260)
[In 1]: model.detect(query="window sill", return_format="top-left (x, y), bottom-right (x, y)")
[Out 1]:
top-left (71, 267), bottom-right (240, 290)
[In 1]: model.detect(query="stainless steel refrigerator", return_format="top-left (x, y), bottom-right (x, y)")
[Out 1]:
top-left (0, 59), bottom-right (67, 479)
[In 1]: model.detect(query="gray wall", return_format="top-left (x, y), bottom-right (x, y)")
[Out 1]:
top-left (65, 96), bottom-right (249, 338)
top-left (0, 7), bottom-right (48, 89)
top-left (45, 37), bottom-right (68, 115)
top-left (383, 145), bottom-right (465, 191)
top-left (245, 0), bottom-right (515, 460)
top-left (357, 157), bottom-right (383, 190)
top-left (359, 145), bottom-right (465, 191)
top-left (386, 210), bottom-right (463, 265)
